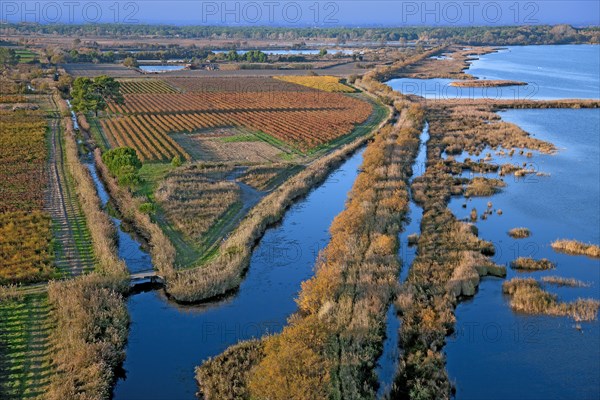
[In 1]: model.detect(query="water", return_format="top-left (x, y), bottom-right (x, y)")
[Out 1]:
top-left (139, 65), bottom-right (186, 73)
top-left (386, 45), bottom-right (600, 101)
top-left (376, 123), bottom-right (430, 397)
top-left (445, 108), bottom-right (600, 399)
top-left (104, 149), bottom-right (365, 399)
top-left (86, 161), bottom-right (153, 274)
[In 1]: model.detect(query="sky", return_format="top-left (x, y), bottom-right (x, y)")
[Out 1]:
top-left (1, 1), bottom-right (599, 26)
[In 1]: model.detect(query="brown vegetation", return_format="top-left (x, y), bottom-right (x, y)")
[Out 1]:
top-left (551, 239), bottom-right (600, 258)
top-left (400, 46), bottom-right (497, 80)
top-left (238, 164), bottom-right (290, 191)
top-left (503, 278), bottom-right (599, 322)
top-left (155, 164), bottom-right (241, 243)
top-left (511, 257), bottom-right (556, 271)
top-left (450, 79), bottom-right (526, 87)
top-left (44, 94), bottom-right (130, 400)
top-left (508, 227), bottom-right (531, 239)
top-left (46, 274), bottom-right (129, 399)
top-left (541, 276), bottom-right (589, 287)
top-left (196, 91), bottom-right (422, 399)
top-left (464, 177), bottom-right (506, 197)
top-left (196, 340), bottom-right (264, 400)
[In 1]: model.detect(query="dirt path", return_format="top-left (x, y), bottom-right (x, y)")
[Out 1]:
top-left (44, 108), bottom-right (94, 276)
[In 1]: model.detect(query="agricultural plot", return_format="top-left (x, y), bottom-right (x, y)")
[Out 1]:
top-left (0, 110), bottom-right (54, 284)
top-left (118, 79), bottom-right (179, 94)
top-left (98, 77), bottom-right (372, 160)
top-left (274, 75), bottom-right (356, 92)
top-left (151, 164), bottom-right (248, 266)
top-left (0, 290), bottom-right (53, 400)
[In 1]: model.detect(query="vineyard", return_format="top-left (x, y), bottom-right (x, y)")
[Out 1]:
top-left (0, 289), bottom-right (53, 399)
top-left (98, 77), bottom-right (372, 160)
top-left (274, 76), bottom-right (356, 92)
top-left (0, 109), bottom-right (54, 284)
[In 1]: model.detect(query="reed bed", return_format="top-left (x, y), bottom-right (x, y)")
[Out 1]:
top-left (508, 227), bottom-right (531, 239)
top-left (510, 257), bottom-right (556, 271)
top-left (551, 239), bottom-right (600, 258)
top-left (503, 278), bottom-right (599, 322)
top-left (541, 276), bottom-right (589, 287)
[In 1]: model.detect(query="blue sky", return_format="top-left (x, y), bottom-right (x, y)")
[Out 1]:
top-left (2, 1), bottom-right (599, 26)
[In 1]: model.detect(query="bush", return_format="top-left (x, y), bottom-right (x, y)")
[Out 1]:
top-left (101, 147), bottom-right (142, 186)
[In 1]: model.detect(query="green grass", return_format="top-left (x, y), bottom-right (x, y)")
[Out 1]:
top-left (88, 116), bottom-right (110, 151)
top-left (219, 134), bottom-right (261, 143)
top-left (0, 290), bottom-right (53, 399)
top-left (135, 163), bottom-right (175, 199)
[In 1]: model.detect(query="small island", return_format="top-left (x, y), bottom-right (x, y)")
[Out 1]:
top-left (450, 79), bottom-right (527, 87)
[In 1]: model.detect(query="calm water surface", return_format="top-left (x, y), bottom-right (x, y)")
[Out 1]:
top-left (445, 108), bottom-right (600, 399)
top-left (387, 45), bottom-right (600, 100)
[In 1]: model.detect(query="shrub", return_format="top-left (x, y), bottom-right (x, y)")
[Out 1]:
top-left (102, 147), bottom-right (142, 186)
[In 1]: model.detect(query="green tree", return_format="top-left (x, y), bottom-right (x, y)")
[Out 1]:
top-left (101, 147), bottom-right (142, 186)
top-left (0, 48), bottom-right (18, 66)
top-left (123, 56), bottom-right (138, 68)
top-left (70, 75), bottom-right (123, 116)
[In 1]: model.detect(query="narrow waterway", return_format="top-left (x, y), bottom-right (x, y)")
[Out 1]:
top-left (86, 149), bottom-right (365, 399)
top-left (376, 122), bottom-right (430, 397)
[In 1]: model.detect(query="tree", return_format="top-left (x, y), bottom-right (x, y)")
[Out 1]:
top-left (101, 147), bottom-right (142, 186)
top-left (0, 48), bottom-right (18, 66)
top-left (70, 75), bottom-right (123, 116)
top-left (123, 57), bottom-right (138, 68)
top-left (319, 48), bottom-right (328, 57)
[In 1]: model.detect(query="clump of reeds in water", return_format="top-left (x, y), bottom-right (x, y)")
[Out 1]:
top-left (541, 276), bottom-right (589, 287)
top-left (508, 227), bottom-right (531, 239)
top-left (551, 239), bottom-right (600, 258)
top-left (510, 257), bottom-right (555, 271)
top-left (503, 278), bottom-right (599, 322)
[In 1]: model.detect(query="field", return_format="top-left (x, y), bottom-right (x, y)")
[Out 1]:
top-left (0, 109), bottom-right (54, 284)
top-left (155, 164), bottom-right (241, 246)
top-left (98, 77), bottom-right (372, 159)
top-left (0, 289), bottom-right (53, 399)
top-left (273, 76), bottom-right (356, 92)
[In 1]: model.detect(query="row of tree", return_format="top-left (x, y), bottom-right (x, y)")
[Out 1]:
top-left (5, 23), bottom-right (600, 44)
